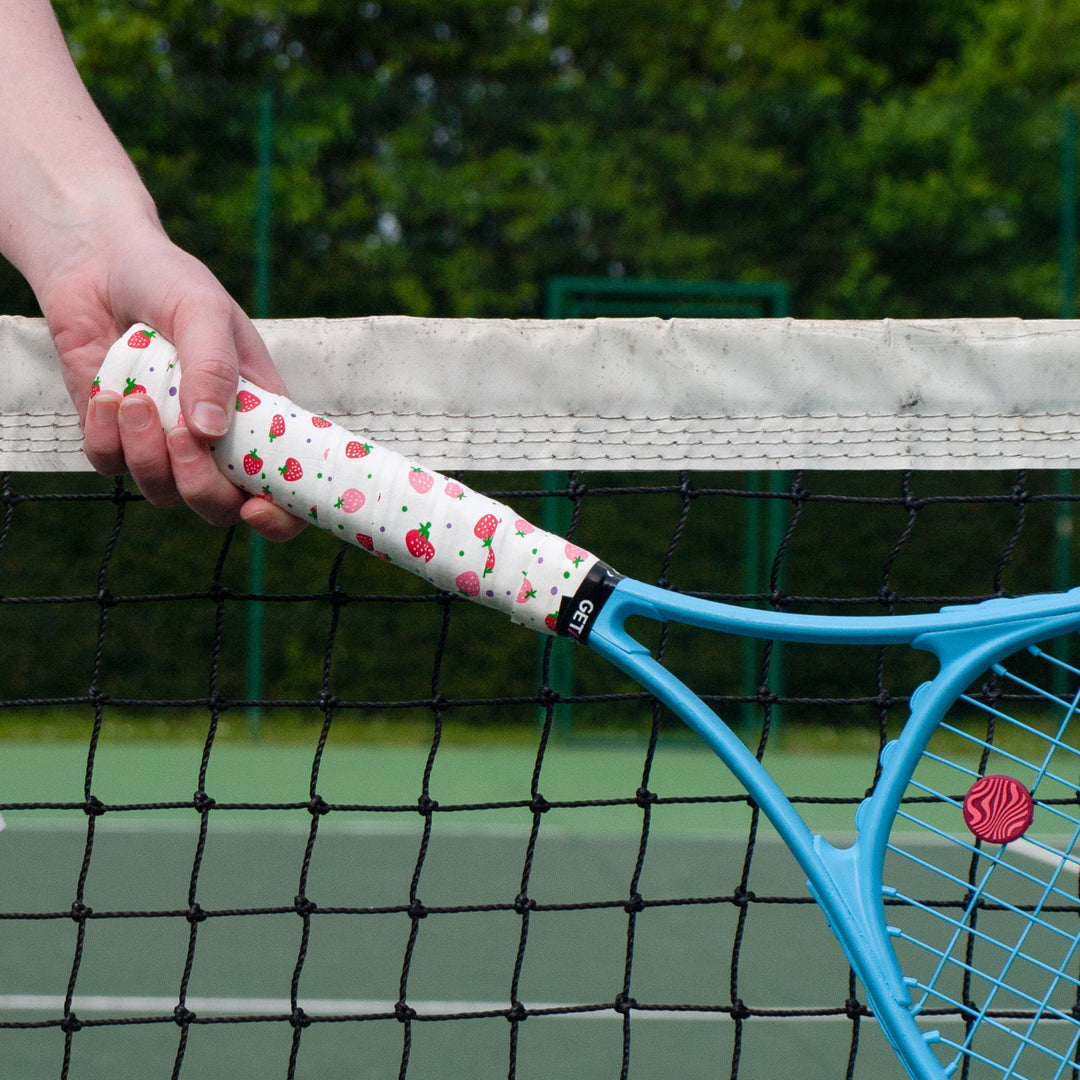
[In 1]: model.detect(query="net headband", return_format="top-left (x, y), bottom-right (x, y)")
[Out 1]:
top-left (95, 325), bottom-right (607, 637)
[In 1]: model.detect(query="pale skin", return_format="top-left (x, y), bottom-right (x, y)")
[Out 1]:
top-left (0, 0), bottom-right (304, 541)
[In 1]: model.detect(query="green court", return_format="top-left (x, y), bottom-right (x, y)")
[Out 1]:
top-left (0, 739), bottom-right (914, 1079)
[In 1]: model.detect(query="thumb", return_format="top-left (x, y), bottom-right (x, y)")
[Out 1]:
top-left (171, 315), bottom-right (242, 439)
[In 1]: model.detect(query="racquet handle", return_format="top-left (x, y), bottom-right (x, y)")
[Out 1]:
top-left (94, 325), bottom-right (600, 636)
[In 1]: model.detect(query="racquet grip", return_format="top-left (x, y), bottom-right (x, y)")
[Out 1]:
top-left (94, 325), bottom-right (599, 636)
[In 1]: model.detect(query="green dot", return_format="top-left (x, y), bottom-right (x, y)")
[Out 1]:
top-left (401, 505), bottom-right (408, 513)
top-left (459, 550), bottom-right (465, 557)
top-left (317, 472), bottom-right (324, 479)
top-left (563, 571), bottom-right (571, 579)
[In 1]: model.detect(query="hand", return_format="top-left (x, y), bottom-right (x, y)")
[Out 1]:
top-left (37, 220), bottom-right (306, 542)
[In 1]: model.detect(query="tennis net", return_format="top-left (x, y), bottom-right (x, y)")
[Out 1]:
top-left (1, 315), bottom-right (1078, 1080)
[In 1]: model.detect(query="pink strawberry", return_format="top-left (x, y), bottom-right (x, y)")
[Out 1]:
top-left (406, 523), bottom-right (435, 563)
top-left (474, 514), bottom-right (499, 543)
top-left (514, 518), bottom-right (535, 537)
top-left (345, 440), bottom-right (371, 459)
top-left (356, 533), bottom-right (374, 551)
top-left (89, 377), bottom-right (101, 398)
top-left (516, 578), bottom-right (537, 603)
top-left (312, 416), bottom-right (332, 429)
top-left (444, 481), bottom-right (465, 500)
top-left (268, 414), bottom-right (285, 441)
top-left (123, 377), bottom-right (146, 396)
top-left (456, 571), bottom-right (481, 597)
top-left (127, 329), bottom-right (156, 349)
top-left (236, 390), bottom-right (261, 412)
top-left (408, 467), bottom-right (434, 494)
top-left (243, 449), bottom-right (263, 476)
top-left (278, 458), bottom-right (303, 482)
top-left (565, 544), bottom-right (588, 568)
top-left (335, 488), bottom-right (365, 513)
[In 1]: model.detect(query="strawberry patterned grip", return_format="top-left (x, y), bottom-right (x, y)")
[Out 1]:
top-left (94, 325), bottom-right (605, 637)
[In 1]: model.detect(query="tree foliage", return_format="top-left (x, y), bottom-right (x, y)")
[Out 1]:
top-left (3, 0), bottom-right (1079, 319)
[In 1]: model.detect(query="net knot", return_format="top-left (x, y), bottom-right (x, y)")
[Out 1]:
top-left (513, 893), bottom-right (535, 915)
top-left (69, 901), bottom-right (92, 922)
top-left (407, 898), bottom-right (428, 920)
top-left (186, 903), bottom-right (207, 925)
top-left (307, 795), bottom-right (330, 817)
top-left (506, 1001), bottom-right (528, 1023)
top-left (624, 892), bottom-right (645, 914)
top-left (290, 1007), bottom-right (311, 1029)
top-left (731, 886), bottom-right (755, 909)
top-left (60, 1013), bottom-right (82, 1034)
top-left (192, 790), bottom-right (216, 813)
top-left (635, 786), bottom-right (657, 808)
top-left (95, 586), bottom-right (118, 608)
top-left (416, 794), bottom-right (438, 815)
top-left (845, 997), bottom-right (866, 1019)
top-left (614, 993), bottom-right (637, 1015)
top-left (173, 1004), bottom-right (196, 1026)
top-left (395, 1000), bottom-right (417, 1022)
top-left (83, 795), bottom-right (106, 817)
top-left (529, 794), bottom-right (551, 815)
top-left (730, 998), bottom-right (751, 1021)
top-left (294, 895), bottom-right (318, 917)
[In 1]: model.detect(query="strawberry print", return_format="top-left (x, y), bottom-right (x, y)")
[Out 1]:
top-left (565, 544), bottom-right (588, 568)
top-left (514, 518), bottom-right (535, 537)
top-left (279, 458), bottom-right (303, 482)
top-left (236, 390), bottom-right (261, 412)
top-left (356, 533), bottom-right (374, 551)
top-left (335, 488), bottom-right (365, 513)
top-left (444, 481), bottom-right (465, 500)
top-left (456, 571), bottom-right (481, 597)
top-left (269, 414), bottom-right (286, 441)
top-left (544, 613), bottom-right (560, 632)
top-left (345, 440), bottom-right (371, 459)
top-left (516, 578), bottom-right (537, 603)
top-left (243, 449), bottom-right (263, 476)
top-left (406, 523), bottom-right (435, 563)
top-left (484, 547), bottom-right (496, 576)
top-left (89, 377), bottom-right (101, 398)
top-left (312, 416), bottom-right (332, 429)
top-left (409, 468), bottom-right (434, 495)
top-left (124, 377), bottom-right (146, 396)
top-left (127, 329), bottom-right (156, 349)
top-left (474, 514), bottom-right (498, 543)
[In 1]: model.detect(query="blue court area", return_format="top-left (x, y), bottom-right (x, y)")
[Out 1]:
top-left (0, 739), bottom-right (913, 1079)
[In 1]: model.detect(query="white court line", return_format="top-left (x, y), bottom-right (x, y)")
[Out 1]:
top-left (1008, 838), bottom-right (1080, 876)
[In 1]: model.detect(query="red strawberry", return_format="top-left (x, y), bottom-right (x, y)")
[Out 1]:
top-left (89, 377), bottom-right (101, 398)
top-left (268, 414), bottom-right (285, 441)
top-left (236, 390), bottom-right (261, 412)
top-left (565, 544), bottom-right (588, 568)
top-left (516, 578), bottom-right (537, 603)
top-left (545, 614), bottom-right (559, 632)
top-left (127, 329), bottom-right (156, 349)
top-left (474, 514), bottom-right (499, 543)
top-left (123, 377), bottom-right (146, 396)
top-left (408, 467), bottom-right (434, 494)
top-left (335, 488), bottom-right (365, 513)
top-left (278, 458), bottom-right (303, 482)
top-left (243, 449), bottom-right (263, 476)
top-left (312, 416), bottom-right (333, 428)
top-left (484, 547), bottom-right (496, 576)
top-left (356, 533), bottom-right (374, 552)
top-left (456, 571), bottom-right (481, 597)
top-left (406, 522), bottom-right (435, 563)
top-left (260, 486), bottom-right (273, 502)
top-left (345, 440), bottom-right (371, 459)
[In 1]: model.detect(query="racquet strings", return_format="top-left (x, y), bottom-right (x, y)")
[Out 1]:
top-left (886, 637), bottom-right (1080, 1079)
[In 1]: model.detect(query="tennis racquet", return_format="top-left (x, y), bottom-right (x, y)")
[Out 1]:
top-left (97, 325), bottom-right (1080, 1080)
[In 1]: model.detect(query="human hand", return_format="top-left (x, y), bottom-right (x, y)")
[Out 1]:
top-left (37, 220), bottom-right (306, 542)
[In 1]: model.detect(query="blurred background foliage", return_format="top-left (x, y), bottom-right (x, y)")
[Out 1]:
top-left (3, 2), bottom-right (1080, 731)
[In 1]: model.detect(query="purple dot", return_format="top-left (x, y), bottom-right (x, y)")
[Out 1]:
top-left (169, 387), bottom-right (177, 397)
top-left (227, 464), bottom-right (234, 471)
top-left (485, 590), bottom-right (494, 598)
top-left (549, 586), bottom-right (558, 596)
top-left (536, 556), bottom-right (544, 564)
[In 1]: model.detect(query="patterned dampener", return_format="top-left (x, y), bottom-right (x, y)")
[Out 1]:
top-left (93, 325), bottom-right (599, 636)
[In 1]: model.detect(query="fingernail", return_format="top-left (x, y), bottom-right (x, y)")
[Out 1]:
top-left (90, 393), bottom-right (120, 427)
top-left (191, 402), bottom-right (229, 437)
top-left (119, 395), bottom-right (153, 431)
top-left (168, 426), bottom-right (201, 463)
